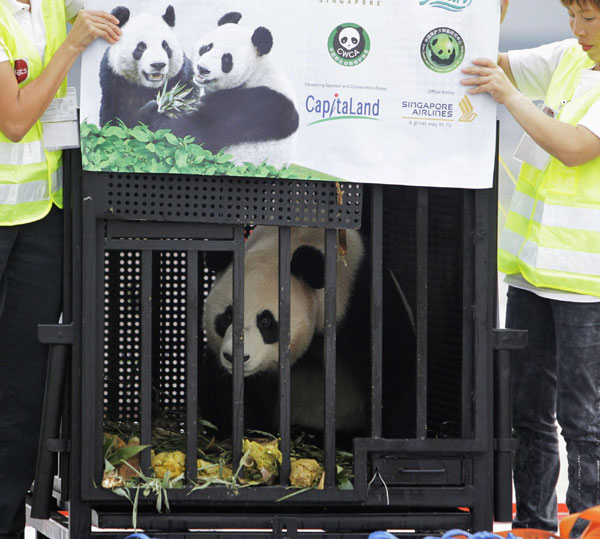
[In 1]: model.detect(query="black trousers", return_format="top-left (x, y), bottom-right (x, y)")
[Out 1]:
top-left (0, 207), bottom-right (63, 537)
top-left (507, 286), bottom-right (600, 531)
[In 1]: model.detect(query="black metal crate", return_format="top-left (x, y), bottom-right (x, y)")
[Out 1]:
top-left (27, 148), bottom-right (514, 539)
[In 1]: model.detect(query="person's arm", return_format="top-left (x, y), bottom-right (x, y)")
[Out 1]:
top-left (461, 57), bottom-right (600, 167)
top-left (0, 9), bottom-right (120, 142)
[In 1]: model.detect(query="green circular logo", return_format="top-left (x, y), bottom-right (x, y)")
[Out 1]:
top-left (421, 27), bottom-right (465, 73)
top-left (328, 23), bottom-right (370, 67)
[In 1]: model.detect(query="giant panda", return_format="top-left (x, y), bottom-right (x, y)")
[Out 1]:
top-left (98, 5), bottom-right (195, 128)
top-left (199, 226), bottom-right (371, 441)
top-left (139, 12), bottom-right (299, 168)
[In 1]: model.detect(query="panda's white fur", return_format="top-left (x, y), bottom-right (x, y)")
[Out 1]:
top-left (202, 226), bottom-right (367, 433)
top-left (139, 13), bottom-right (299, 168)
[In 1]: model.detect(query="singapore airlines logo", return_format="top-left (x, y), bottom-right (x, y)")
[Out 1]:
top-left (420, 0), bottom-right (473, 12)
top-left (458, 95), bottom-right (477, 122)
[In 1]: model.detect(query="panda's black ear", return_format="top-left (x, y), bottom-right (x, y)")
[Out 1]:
top-left (204, 251), bottom-right (233, 275)
top-left (162, 5), bottom-right (175, 27)
top-left (252, 27), bottom-right (273, 56)
top-left (291, 246), bottom-right (325, 290)
top-left (218, 12), bottom-right (242, 26)
top-left (111, 6), bottom-right (130, 28)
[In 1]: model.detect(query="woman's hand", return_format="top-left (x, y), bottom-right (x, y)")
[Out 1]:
top-left (501, 0), bottom-right (509, 23)
top-left (461, 58), bottom-right (518, 105)
top-left (64, 9), bottom-right (121, 54)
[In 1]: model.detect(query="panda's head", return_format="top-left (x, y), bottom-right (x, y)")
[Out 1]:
top-left (203, 243), bottom-right (327, 378)
top-left (427, 33), bottom-right (457, 66)
top-left (333, 25), bottom-right (365, 57)
top-left (191, 12), bottom-right (273, 93)
top-left (107, 5), bottom-right (185, 89)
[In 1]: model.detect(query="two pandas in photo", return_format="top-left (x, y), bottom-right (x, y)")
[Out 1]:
top-left (98, 4), bottom-right (299, 168)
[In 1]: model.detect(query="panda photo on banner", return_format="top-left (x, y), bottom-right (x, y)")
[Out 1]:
top-left (80, 0), bottom-right (302, 171)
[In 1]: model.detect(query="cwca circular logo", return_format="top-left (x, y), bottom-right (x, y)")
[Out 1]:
top-left (328, 23), bottom-right (370, 67)
top-left (421, 27), bottom-right (465, 73)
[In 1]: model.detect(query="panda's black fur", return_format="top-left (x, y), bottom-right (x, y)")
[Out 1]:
top-left (199, 227), bottom-right (372, 442)
top-left (139, 12), bottom-right (299, 167)
top-left (99, 5), bottom-right (194, 128)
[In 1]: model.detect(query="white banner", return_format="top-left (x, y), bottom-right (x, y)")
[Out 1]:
top-left (79, 0), bottom-right (500, 188)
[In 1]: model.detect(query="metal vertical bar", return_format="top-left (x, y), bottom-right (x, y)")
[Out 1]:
top-left (461, 191), bottom-right (475, 438)
top-left (415, 187), bottom-right (429, 440)
top-left (186, 252), bottom-right (199, 484)
top-left (232, 226), bottom-right (245, 469)
top-left (278, 227), bottom-right (291, 486)
top-left (324, 228), bottom-right (337, 487)
top-left (371, 185), bottom-right (384, 439)
top-left (140, 250), bottom-right (153, 474)
top-left (93, 220), bottom-right (104, 484)
top-left (69, 155), bottom-right (92, 538)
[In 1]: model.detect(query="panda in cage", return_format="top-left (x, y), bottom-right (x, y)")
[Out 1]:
top-left (98, 5), bottom-right (195, 128)
top-left (199, 226), bottom-right (372, 441)
top-left (333, 25), bottom-right (366, 59)
top-left (138, 12), bottom-right (299, 168)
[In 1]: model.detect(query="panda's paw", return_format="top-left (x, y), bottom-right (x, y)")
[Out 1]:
top-left (139, 100), bottom-right (160, 125)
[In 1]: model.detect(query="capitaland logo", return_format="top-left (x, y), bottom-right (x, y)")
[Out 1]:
top-left (306, 93), bottom-right (380, 125)
top-left (419, 0), bottom-right (472, 12)
top-left (421, 27), bottom-right (465, 73)
top-left (328, 23), bottom-right (371, 67)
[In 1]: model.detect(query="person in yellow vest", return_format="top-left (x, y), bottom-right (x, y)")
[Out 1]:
top-left (0, 2), bottom-right (120, 538)
top-left (462, 0), bottom-right (600, 531)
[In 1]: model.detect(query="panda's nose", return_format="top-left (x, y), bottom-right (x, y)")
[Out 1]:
top-left (223, 352), bottom-right (250, 363)
top-left (151, 62), bottom-right (166, 71)
top-left (197, 66), bottom-right (211, 76)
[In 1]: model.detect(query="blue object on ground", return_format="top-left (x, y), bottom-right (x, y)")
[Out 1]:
top-left (125, 534), bottom-right (158, 539)
top-left (368, 533), bottom-right (400, 539)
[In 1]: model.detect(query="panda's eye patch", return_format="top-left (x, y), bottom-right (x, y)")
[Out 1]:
top-left (341, 37), bottom-right (347, 44)
top-left (133, 41), bottom-right (147, 61)
top-left (221, 53), bottom-right (233, 74)
top-left (162, 40), bottom-right (173, 58)
top-left (257, 310), bottom-right (278, 345)
top-left (199, 43), bottom-right (213, 56)
top-left (215, 305), bottom-right (233, 338)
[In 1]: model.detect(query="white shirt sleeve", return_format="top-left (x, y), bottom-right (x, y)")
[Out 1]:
top-left (0, 39), bottom-right (9, 64)
top-left (508, 38), bottom-right (577, 101)
top-left (64, 0), bottom-right (84, 22)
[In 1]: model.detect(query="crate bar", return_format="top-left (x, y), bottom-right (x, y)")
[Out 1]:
top-left (461, 191), bottom-right (475, 438)
top-left (370, 185), bottom-right (384, 438)
top-left (323, 228), bottom-right (337, 487)
top-left (278, 227), bottom-right (292, 486)
top-left (105, 239), bottom-right (237, 252)
top-left (186, 252), bottom-right (199, 484)
top-left (231, 226), bottom-right (245, 469)
top-left (93, 510), bottom-right (471, 532)
top-left (415, 187), bottom-right (428, 439)
top-left (140, 250), bottom-right (153, 474)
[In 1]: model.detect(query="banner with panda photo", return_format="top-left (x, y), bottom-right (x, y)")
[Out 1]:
top-left (79, 0), bottom-right (501, 188)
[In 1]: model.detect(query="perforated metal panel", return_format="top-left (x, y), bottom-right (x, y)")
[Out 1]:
top-left (91, 173), bottom-right (363, 228)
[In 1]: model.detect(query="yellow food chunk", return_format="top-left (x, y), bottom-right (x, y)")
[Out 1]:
top-left (289, 459), bottom-right (323, 488)
top-left (197, 459), bottom-right (232, 480)
top-left (151, 450), bottom-right (185, 479)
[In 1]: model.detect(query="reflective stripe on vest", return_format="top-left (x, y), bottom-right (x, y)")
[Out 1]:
top-left (498, 44), bottom-right (600, 297)
top-left (0, 0), bottom-right (67, 226)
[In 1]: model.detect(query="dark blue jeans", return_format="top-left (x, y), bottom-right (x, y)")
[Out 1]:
top-left (0, 207), bottom-right (63, 538)
top-left (506, 286), bottom-right (600, 531)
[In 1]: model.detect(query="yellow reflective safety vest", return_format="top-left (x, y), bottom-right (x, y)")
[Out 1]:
top-left (499, 44), bottom-right (600, 297)
top-left (0, 0), bottom-right (67, 226)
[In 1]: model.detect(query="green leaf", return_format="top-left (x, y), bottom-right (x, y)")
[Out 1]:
top-left (130, 126), bottom-right (152, 142)
top-left (165, 133), bottom-right (179, 145)
top-left (102, 125), bottom-right (128, 139)
top-left (107, 444), bottom-right (150, 466)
